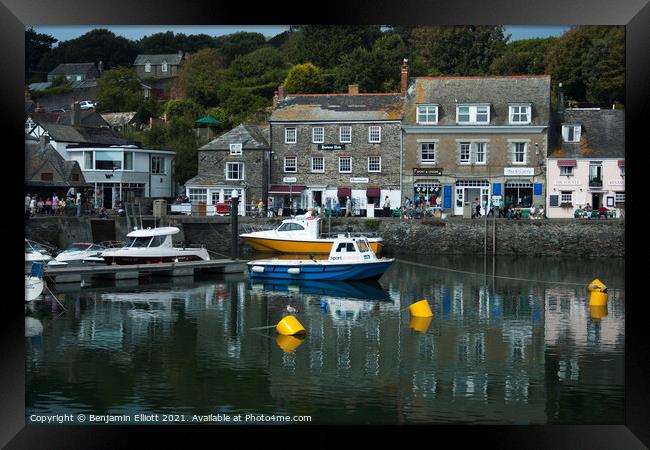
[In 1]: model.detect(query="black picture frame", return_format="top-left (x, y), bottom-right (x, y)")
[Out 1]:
top-left (3, 0), bottom-right (645, 447)
top-left (607, 196), bottom-right (615, 207)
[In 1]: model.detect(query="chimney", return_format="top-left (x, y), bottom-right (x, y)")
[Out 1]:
top-left (71, 102), bottom-right (81, 126)
top-left (273, 90), bottom-right (279, 108)
top-left (348, 84), bottom-right (359, 95)
top-left (401, 58), bottom-right (409, 96)
top-left (98, 60), bottom-right (104, 75)
top-left (278, 85), bottom-right (287, 100)
top-left (557, 82), bottom-right (565, 111)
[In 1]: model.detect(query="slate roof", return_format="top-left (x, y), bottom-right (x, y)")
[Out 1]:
top-left (199, 123), bottom-right (270, 150)
top-left (29, 82), bottom-right (52, 92)
top-left (100, 112), bottom-right (138, 128)
top-left (270, 93), bottom-right (404, 122)
top-left (184, 174), bottom-right (224, 186)
top-left (25, 139), bottom-right (91, 187)
top-left (40, 123), bottom-right (134, 146)
top-left (134, 54), bottom-right (183, 66)
top-left (31, 110), bottom-right (111, 128)
top-left (548, 109), bottom-right (625, 158)
top-left (49, 63), bottom-right (99, 78)
top-left (402, 75), bottom-right (551, 126)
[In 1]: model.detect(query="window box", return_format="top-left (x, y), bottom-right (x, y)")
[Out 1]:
top-left (559, 202), bottom-right (573, 208)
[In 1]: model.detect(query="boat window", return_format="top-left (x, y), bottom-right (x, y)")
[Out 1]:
top-left (68, 243), bottom-right (92, 251)
top-left (127, 236), bottom-right (152, 248)
top-left (90, 245), bottom-right (106, 251)
top-left (148, 235), bottom-right (165, 247)
top-left (335, 242), bottom-right (356, 252)
top-left (277, 223), bottom-right (305, 232)
top-left (336, 243), bottom-right (347, 252)
top-left (346, 243), bottom-right (355, 252)
top-left (357, 240), bottom-right (369, 252)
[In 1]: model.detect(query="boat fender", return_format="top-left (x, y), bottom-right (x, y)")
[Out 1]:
top-left (287, 267), bottom-right (301, 275)
top-left (251, 266), bottom-right (266, 273)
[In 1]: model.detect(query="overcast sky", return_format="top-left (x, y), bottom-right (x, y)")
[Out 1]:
top-left (31, 25), bottom-right (571, 44)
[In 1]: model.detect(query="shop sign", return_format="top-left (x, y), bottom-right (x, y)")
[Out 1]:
top-left (318, 144), bottom-right (345, 150)
top-left (413, 168), bottom-right (443, 176)
top-left (350, 177), bottom-right (369, 183)
top-left (554, 179), bottom-right (581, 186)
top-left (283, 177), bottom-right (297, 183)
top-left (504, 167), bottom-right (534, 176)
top-left (608, 180), bottom-right (624, 186)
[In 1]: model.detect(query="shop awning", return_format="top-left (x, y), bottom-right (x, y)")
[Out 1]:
top-left (337, 187), bottom-right (351, 197)
top-left (618, 160), bottom-right (625, 167)
top-left (557, 159), bottom-right (577, 167)
top-left (366, 187), bottom-right (381, 197)
top-left (268, 185), bottom-right (306, 195)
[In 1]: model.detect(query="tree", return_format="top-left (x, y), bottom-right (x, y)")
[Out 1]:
top-left (137, 32), bottom-right (216, 54)
top-left (409, 26), bottom-right (508, 75)
top-left (287, 26), bottom-right (382, 68)
top-left (165, 98), bottom-right (205, 122)
top-left (96, 66), bottom-right (142, 112)
top-left (25, 28), bottom-right (57, 83)
top-left (283, 63), bottom-right (326, 93)
top-left (490, 37), bottom-right (558, 75)
top-left (214, 32), bottom-right (267, 65)
top-left (546, 26), bottom-right (624, 106)
top-left (176, 48), bottom-right (226, 107)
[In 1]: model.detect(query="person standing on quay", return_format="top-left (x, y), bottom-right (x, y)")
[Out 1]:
top-left (345, 196), bottom-right (352, 217)
top-left (383, 196), bottom-right (391, 217)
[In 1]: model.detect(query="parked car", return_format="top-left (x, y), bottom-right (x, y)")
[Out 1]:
top-left (79, 100), bottom-right (96, 110)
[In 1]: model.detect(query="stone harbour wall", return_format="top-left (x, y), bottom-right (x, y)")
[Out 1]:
top-left (25, 215), bottom-right (625, 258)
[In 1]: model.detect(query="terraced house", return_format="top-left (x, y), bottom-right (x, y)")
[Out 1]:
top-left (402, 74), bottom-right (551, 216)
top-left (268, 81), bottom-right (404, 217)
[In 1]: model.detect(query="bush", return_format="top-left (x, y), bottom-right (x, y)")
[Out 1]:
top-left (364, 219), bottom-right (380, 230)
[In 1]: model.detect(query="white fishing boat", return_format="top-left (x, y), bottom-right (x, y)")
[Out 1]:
top-left (240, 216), bottom-right (383, 255)
top-left (47, 242), bottom-right (106, 267)
top-left (248, 236), bottom-right (393, 281)
top-left (25, 262), bottom-right (46, 302)
top-left (101, 226), bottom-right (210, 265)
top-left (25, 239), bottom-right (53, 270)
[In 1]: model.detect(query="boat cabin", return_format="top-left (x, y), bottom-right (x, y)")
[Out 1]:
top-left (273, 217), bottom-right (320, 238)
top-left (328, 237), bottom-right (377, 262)
top-left (124, 227), bottom-right (179, 249)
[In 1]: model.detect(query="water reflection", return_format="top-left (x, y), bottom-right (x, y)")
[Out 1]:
top-left (26, 256), bottom-right (624, 425)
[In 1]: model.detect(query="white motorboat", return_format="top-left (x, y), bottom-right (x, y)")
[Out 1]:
top-left (248, 236), bottom-right (394, 281)
top-left (47, 242), bottom-right (106, 267)
top-left (25, 239), bottom-right (53, 270)
top-left (240, 216), bottom-right (383, 255)
top-left (101, 226), bottom-right (210, 265)
top-left (25, 262), bottom-right (46, 302)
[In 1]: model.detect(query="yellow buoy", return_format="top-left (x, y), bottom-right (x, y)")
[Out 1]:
top-left (409, 316), bottom-right (433, 333)
top-left (409, 299), bottom-right (433, 318)
top-left (589, 305), bottom-right (608, 320)
top-left (276, 315), bottom-right (306, 336)
top-left (587, 278), bottom-right (606, 293)
top-left (589, 290), bottom-right (609, 307)
top-left (276, 334), bottom-right (305, 352)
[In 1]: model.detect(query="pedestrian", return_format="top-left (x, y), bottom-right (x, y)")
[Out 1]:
top-left (538, 205), bottom-right (545, 219)
top-left (529, 204), bottom-right (537, 220)
top-left (474, 198), bottom-right (481, 218)
top-left (257, 200), bottom-right (264, 217)
top-left (25, 193), bottom-right (31, 211)
top-left (345, 196), bottom-right (352, 217)
top-left (405, 197), bottom-right (411, 209)
top-left (52, 194), bottom-right (59, 215)
top-left (76, 193), bottom-right (82, 217)
top-left (598, 204), bottom-right (608, 219)
top-left (30, 196), bottom-right (37, 215)
top-left (45, 197), bottom-right (52, 214)
top-left (383, 196), bottom-right (391, 217)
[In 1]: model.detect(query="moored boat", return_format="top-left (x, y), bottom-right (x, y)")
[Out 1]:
top-left (240, 216), bottom-right (383, 255)
top-left (247, 236), bottom-right (393, 281)
top-left (25, 239), bottom-right (53, 270)
top-left (101, 227), bottom-right (210, 265)
top-left (47, 242), bottom-right (106, 267)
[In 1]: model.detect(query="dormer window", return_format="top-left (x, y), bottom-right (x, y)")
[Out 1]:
top-left (509, 104), bottom-right (531, 124)
top-left (457, 105), bottom-right (490, 124)
top-left (162, 61), bottom-right (168, 72)
top-left (230, 143), bottom-right (242, 155)
top-left (145, 61), bottom-right (151, 73)
top-left (562, 124), bottom-right (581, 142)
top-left (417, 104), bottom-right (438, 124)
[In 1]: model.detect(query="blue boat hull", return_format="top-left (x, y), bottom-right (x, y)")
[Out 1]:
top-left (248, 260), bottom-right (393, 281)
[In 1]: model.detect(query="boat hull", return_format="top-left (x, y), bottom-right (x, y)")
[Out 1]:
top-left (242, 236), bottom-right (383, 256)
top-left (248, 259), bottom-right (393, 281)
top-left (25, 276), bottom-right (44, 302)
top-left (103, 254), bottom-right (205, 265)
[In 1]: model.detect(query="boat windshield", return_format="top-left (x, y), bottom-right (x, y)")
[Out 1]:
top-left (66, 243), bottom-right (93, 251)
top-left (126, 236), bottom-right (152, 248)
top-left (276, 223), bottom-right (305, 232)
top-left (335, 242), bottom-right (356, 253)
top-left (357, 240), bottom-right (370, 252)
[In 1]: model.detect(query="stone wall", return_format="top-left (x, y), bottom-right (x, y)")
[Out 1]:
top-left (25, 215), bottom-right (624, 258)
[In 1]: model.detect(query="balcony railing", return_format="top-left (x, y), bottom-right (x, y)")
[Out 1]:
top-left (589, 178), bottom-right (603, 187)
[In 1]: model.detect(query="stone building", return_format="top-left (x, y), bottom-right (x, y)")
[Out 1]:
top-left (133, 51), bottom-right (185, 79)
top-left (546, 108), bottom-right (625, 218)
top-left (47, 62), bottom-right (101, 82)
top-left (402, 74), bottom-right (551, 216)
top-left (268, 83), bottom-right (404, 217)
top-left (184, 123), bottom-right (270, 216)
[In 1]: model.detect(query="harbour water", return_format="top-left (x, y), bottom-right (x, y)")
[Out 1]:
top-left (25, 255), bottom-right (624, 425)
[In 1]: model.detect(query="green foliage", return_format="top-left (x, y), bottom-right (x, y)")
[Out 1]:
top-left (30, 84), bottom-right (73, 99)
top-left (283, 63), bottom-right (326, 93)
top-left (25, 27), bottom-right (57, 82)
top-left (165, 98), bottom-right (205, 122)
top-left (176, 48), bottom-right (226, 107)
top-left (490, 37), bottom-right (558, 75)
top-left (214, 32), bottom-right (267, 65)
top-left (364, 219), bottom-right (380, 230)
top-left (546, 26), bottom-right (625, 106)
top-left (96, 66), bottom-right (142, 112)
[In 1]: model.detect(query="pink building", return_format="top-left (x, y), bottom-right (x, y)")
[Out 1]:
top-left (546, 109), bottom-right (624, 218)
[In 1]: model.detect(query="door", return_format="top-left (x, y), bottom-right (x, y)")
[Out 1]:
top-left (313, 191), bottom-right (322, 208)
top-left (592, 193), bottom-right (601, 209)
top-left (467, 188), bottom-right (481, 215)
top-left (454, 187), bottom-right (464, 216)
top-left (103, 187), bottom-right (112, 209)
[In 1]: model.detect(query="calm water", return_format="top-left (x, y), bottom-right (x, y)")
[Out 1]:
top-left (25, 255), bottom-right (625, 425)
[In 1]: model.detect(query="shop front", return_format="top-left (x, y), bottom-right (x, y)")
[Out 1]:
top-left (454, 180), bottom-right (490, 216)
top-left (268, 184), bottom-right (306, 216)
top-left (93, 182), bottom-right (146, 209)
top-left (413, 181), bottom-right (442, 206)
top-left (504, 181), bottom-right (533, 209)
